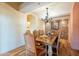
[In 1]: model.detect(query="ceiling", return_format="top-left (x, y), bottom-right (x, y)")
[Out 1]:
top-left (32, 2), bottom-right (73, 18)
top-left (6, 2), bottom-right (50, 11)
top-left (20, 2), bottom-right (73, 18)
top-left (6, 2), bottom-right (73, 18)
top-left (6, 2), bottom-right (23, 10)
top-left (20, 2), bottom-right (52, 13)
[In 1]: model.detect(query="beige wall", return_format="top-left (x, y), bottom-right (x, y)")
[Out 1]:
top-left (0, 3), bottom-right (25, 53)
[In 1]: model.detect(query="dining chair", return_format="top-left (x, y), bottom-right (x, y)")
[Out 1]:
top-left (33, 30), bottom-right (40, 40)
top-left (52, 32), bottom-right (61, 56)
top-left (24, 30), bottom-right (46, 56)
top-left (24, 30), bottom-right (36, 56)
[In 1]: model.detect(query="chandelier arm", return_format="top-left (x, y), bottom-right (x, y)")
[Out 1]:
top-left (46, 8), bottom-right (48, 19)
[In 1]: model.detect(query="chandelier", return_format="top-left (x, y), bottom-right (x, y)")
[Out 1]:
top-left (41, 8), bottom-right (52, 23)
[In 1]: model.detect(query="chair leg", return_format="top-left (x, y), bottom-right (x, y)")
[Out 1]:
top-left (45, 45), bottom-right (48, 56)
top-left (56, 48), bottom-right (59, 56)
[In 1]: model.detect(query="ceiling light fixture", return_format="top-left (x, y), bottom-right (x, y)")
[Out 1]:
top-left (41, 8), bottom-right (52, 23)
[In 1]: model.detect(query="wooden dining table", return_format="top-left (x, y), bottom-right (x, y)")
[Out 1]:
top-left (36, 33), bottom-right (58, 56)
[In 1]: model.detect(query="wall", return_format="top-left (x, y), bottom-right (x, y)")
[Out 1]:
top-left (30, 14), bottom-right (38, 32)
top-left (25, 13), bottom-right (43, 33)
top-left (0, 3), bottom-right (26, 53)
top-left (69, 3), bottom-right (79, 50)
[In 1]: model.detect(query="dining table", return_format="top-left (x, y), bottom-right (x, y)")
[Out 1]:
top-left (36, 32), bottom-right (58, 56)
